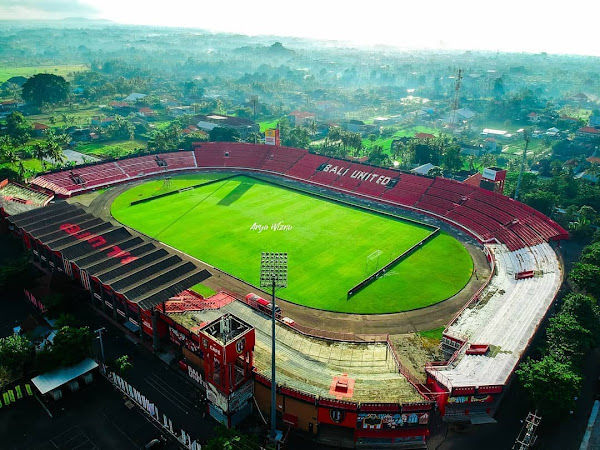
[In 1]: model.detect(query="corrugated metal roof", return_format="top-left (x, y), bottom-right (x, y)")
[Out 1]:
top-left (9, 203), bottom-right (211, 311)
top-left (31, 358), bottom-right (98, 394)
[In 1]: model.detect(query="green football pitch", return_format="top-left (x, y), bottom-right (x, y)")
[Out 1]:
top-left (111, 174), bottom-right (473, 313)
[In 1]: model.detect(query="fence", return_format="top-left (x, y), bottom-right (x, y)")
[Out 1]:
top-left (107, 371), bottom-right (202, 450)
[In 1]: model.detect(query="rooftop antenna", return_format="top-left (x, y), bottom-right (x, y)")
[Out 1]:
top-left (451, 68), bottom-right (463, 127)
top-left (514, 128), bottom-right (531, 200)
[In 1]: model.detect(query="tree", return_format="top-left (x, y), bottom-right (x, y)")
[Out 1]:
top-left (209, 127), bottom-right (240, 142)
top-left (5, 111), bottom-right (31, 145)
top-left (367, 145), bottom-right (389, 166)
top-left (467, 155), bottom-right (477, 171)
top-left (442, 145), bottom-right (463, 172)
top-left (283, 126), bottom-right (311, 149)
top-left (522, 190), bottom-right (557, 216)
top-left (428, 166), bottom-right (443, 177)
top-left (0, 334), bottom-right (33, 384)
top-left (22, 73), bottom-right (70, 106)
top-left (114, 355), bottom-right (133, 375)
top-left (45, 141), bottom-right (65, 166)
top-left (546, 312), bottom-right (593, 365)
top-left (0, 257), bottom-right (33, 293)
top-left (580, 242), bottom-right (600, 266)
top-left (517, 355), bottom-right (581, 420)
top-left (32, 142), bottom-right (48, 170)
top-left (569, 263), bottom-right (600, 299)
top-left (51, 326), bottom-right (92, 367)
top-left (559, 293), bottom-right (600, 345)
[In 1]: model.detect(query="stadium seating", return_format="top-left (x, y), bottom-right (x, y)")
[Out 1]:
top-left (29, 142), bottom-right (568, 251)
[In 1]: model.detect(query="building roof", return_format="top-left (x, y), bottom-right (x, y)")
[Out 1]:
top-left (110, 101), bottom-right (130, 108)
top-left (201, 114), bottom-right (255, 127)
top-left (8, 203), bottom-right (211, 310)
top-left (578, 127), bottom-right (600, 134)
top-left (31, 358), bottom-right (98, 394)
top-left (411, 163), bottom-right (435, 175)
top-left (586, 157), bottom-right (600, 164)
top-left (33, 122), bottom-right (49, 130)
top-left (289, 111), bottom-right (316, 119)
top-left (124, 93), bottom-right (147, 102)
top-left (415, 132), bottom-right (435, 139)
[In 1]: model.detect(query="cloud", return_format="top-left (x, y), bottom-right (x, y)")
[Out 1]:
top-left (1, 0), bottom-right (99, 19)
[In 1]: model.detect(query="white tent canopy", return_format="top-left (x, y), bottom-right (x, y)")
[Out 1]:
top-left (31, 358), bottom-right (98, 395)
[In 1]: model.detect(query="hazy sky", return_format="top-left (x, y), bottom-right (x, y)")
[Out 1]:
top-left (2, 0), bottom-right (598, 56)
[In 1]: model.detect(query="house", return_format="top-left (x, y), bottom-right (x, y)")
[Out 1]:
top-left (575, 126), bottom-right (600, 141)
top-left (69, 128), bottom-right (94, 142)
top-left (0, 100), bottom-right (20, 111)
top-left (484, 138), bottom-right (498, 153)
top-left (411, 163), bottom-right (435, 175)
top-left (569, 93), bottom-right (589, 103)
top-left (123, 92), bottom-right (147, 102)
top-left (288, 111), bottom-right (316, 127)
top-left (589, 115), bottom-right (600, 128)
top-left (374, 115), bottom-right (403, 126)
top-left (460, 144), bottom-right (484, 157)
top-left (442, 108), bottom-right (476, 125)
top-left (346, 119), bottom-right (365, 133)
top-left (527, 112), bottom-right (540, 123)
top-left (110, 101), bottom-right (134, 114)
top-left (91, 116), bottom-right (115, 128)
top-left (194, 114), bottom-right (259, 139)
top-left (32, 122), bottom-right (49, 137)
top-left (546, 127), bottom-right (560, 138)
top-left (137, 107), bottom-right (155, 118)
top-left (481, 128), bottom-right (513, 139)
top-left (168, 106), bottom-right (194, 117)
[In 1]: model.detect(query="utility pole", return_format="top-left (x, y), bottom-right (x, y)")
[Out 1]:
top-left (514, 128), bottom-right (531, 200)
top-left (513, 411), bottom-right (541, 449)
top-left (95, 327), bottom-right (106, 373)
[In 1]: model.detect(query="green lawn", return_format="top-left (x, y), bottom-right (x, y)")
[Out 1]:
top-left (362, 125), bottom-right (439, 154)
top-left (111, 174), bottom-right (472, 313)
top-left (75, 140), bottom-right (147, 158)
top-left (418, 327), bottom-right (445, 340)
top-left (191, 283), bottom-right (217, 298)
top-left (0, 64), bottom-right (89, 83)
top-left (259, 119), bottom-right (279, 132)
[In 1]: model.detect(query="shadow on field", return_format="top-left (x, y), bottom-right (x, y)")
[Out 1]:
top-left (217, 181), bottom-right (253, 206)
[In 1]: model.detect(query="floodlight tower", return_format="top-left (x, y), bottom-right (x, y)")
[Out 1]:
top-left (260, 252), bottom-right (288, 441)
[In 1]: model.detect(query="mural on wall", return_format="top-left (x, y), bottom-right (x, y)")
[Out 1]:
top-left (356, 412), bottom-right (429, 429)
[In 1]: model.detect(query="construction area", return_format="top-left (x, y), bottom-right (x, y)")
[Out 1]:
top-left (0, 179), bottom-right (53, 216)
top-left (170, 300), bottom-right (426, 404)
top-left (428, 242), bottom-right (562, 389)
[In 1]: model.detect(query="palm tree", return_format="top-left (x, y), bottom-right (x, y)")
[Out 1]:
top-left (308, 120), bottom-right (317, 137)
top-left (467, 154), bottom-right (477, 171)
top-left (32, 142), bottom-right (48, 170)
top-left (3, 148), bottom-right (19, 168)
top-left (45, 141), bottom-right (66, 167)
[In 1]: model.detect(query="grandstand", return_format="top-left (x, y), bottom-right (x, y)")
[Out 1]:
top-left (29, 143), bottom-right (567, 252)
top-left (0, 179), bottom-right (54, 216)
top-left (24, 142), bottom-right (568, 426)
top-left (426, 242), bottom-right (562, 422)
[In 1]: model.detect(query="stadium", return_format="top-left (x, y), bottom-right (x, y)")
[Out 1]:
top-left (2, 142), bottom-right (568, 448)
